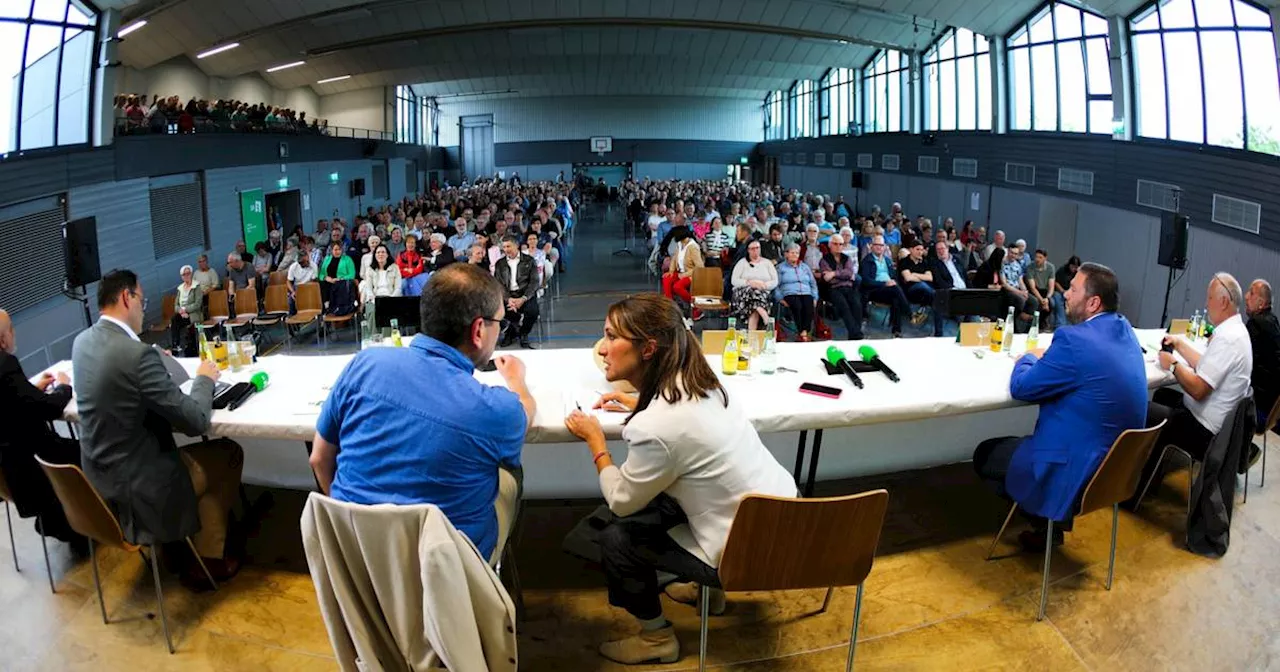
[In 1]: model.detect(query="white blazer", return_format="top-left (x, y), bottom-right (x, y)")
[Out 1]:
top-left (301, 493), bottom-right (517, 672)
top-left (600, 392), bottom-right (797, 567)
top-left (361, 266), bottom-right (402, 303)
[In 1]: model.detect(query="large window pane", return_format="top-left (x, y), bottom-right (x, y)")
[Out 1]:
top-left (0, 22), bottom-right (25, 153)
top-left (1085, 37), bottom-right (1111, 95)
top-left (887, 70), bottom-right (900, 131)
top-left (1, 1), bottom-right (32, 19)
top-left (1089, 100), bottom-right (1113, 134)
top-left (1010, 48), bottom-right (1031, 130)
top-left (57, 27), bottom-right (91, 145)
top-left (1133, 33), bottom-right (1167, 139)
top-left (1194, 0), bottom-right (1236, 27)
top-left (1163, 32), bottom-right (1204, 144)
top-left (1239, 31), bottom-right (1280, 154)
top-left (1055, 3), bottom-right (1082, 40)
top-left (977, 52), bottom-right (992, 129)
top-left (957, 57), bottom-right (975, 130)
top-left (31, 0), bottom-right (67, 22)
top-left (1030, 7), bottom-right (1054, 43)
top-left (940, 58), bottom-right (956, 130)
top-left (1160, 0), bottom-right (1196, 28)
top-left (1058, 42), bottom-right (1086, 132)
top-left (1031, 43), bottom-right (1057, 130)
top-left (1200, 31), bottom-right (1244, 148)
top-left (20, 24), bottom-right (62, 151)
top-left (1234, 0), bottom-right (1271, 27)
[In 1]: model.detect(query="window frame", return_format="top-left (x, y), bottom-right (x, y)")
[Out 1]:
top-left (1005, 0), bottom-right (1112, 135)
top-left (922, 27), bottom-right (992, 131)
top-left (861, 49), bottom-right (911, 133)
top-left (4, 0), bottom-right (99, 155)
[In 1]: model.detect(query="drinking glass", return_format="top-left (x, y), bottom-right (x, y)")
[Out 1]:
top-left (976, 322), bottom-right (992, 347)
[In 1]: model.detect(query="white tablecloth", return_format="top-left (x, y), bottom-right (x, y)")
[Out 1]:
top-left (38, 328), bottom-right (1180, 495)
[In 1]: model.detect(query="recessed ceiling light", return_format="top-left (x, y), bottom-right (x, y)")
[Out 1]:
top-left (266, 60), bottom-right (306, 73)
top-left (117, 20), bottom-right (146, 37)
top-left (196, 42), bottom-right (240, 59)
top-left (317, 75), bottom-right (351, 84)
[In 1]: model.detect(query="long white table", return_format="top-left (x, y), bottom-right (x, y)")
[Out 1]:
top-left (39, 329), bottom-right (1180, 497)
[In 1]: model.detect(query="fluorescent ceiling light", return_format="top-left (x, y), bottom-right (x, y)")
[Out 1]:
top-left (266, 60), bottom-right (306, 73)
top-left (117, 20), bottom-right (146, 37)
top-left (317, 75), bottom-right (351, 84)
top-left (196, 42), bottom-right (240, 59)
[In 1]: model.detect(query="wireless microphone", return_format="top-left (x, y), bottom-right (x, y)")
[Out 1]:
top-left (825, 345), bottom-right (864, 389)
top-left (858, 344), bottom-right (900, 383)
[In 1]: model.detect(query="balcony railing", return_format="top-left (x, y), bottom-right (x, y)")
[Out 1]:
top-left (114, 116), bottom-right (395, 141)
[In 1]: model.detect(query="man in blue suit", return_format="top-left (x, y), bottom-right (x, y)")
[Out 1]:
top-left (973, 263), bottom-right (1149, 550)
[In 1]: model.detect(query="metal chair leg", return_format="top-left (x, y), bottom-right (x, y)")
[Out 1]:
top-left (37, 515), bottom-right (54, 594)
top-left (1106, 504), bottom-right (1119, 590)
top-left (502, 545), bottom-right (524, 622)
top-left (1263, 432), bottom-right (1268, 488)
top-left (4, 501), bottom-right (17, 571)
top-left (91, 539), bottom-right (108, 624)
top-left (149, 545), bottom-right (175, 654)
top-left (1037, 520), bottom-right (1054, 621)
top-left (698, 585), bottom-right (710, 672)
top-left (986, 503), bottom-right (1019, 560)
top-left (820, 586), bottom-right (834, 613)
top-left (845, 583), bottom-right (864, 672)
top-left (1134, 446), bottom-right (1173, 511)
top-left (185, 538), bottom-right (218, 591)
top-left (1244, 466), bottom-right (1250, 504)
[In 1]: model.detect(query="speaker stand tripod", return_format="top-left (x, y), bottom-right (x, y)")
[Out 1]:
top-left (612, 204), bottom-right (636, 257)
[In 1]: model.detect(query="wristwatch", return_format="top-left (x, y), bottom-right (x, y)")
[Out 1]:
top-left (1168, 360), bottom-right (1178, 374)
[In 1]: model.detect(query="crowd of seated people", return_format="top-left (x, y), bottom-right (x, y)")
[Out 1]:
top-left (163, 180), bottom-right (575, 353)
top-left (622, 178), bottom-right (1088, 342)
top-left (114, 93), bottom-right (329, 136)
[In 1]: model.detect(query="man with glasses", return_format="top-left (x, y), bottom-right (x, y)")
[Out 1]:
top-left (858, 234), bottom-right (911, 337)
top-left (817, 234), bottom-right (864, 340)
top-left (72, 270), bottom-right (246, 582)
top-left (309, 263), bottom-right (535, 562)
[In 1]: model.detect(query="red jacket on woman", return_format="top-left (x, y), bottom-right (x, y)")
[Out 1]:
top-left (397, 249), bottom-right (424, 278)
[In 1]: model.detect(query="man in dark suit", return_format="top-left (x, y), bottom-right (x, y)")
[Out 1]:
top-left (72, 270), bottom-right (245, 581)
top-left (1245, 279), bottom-right (1280, 428)
top-left (973, 263), bottom-right (1148, 550)
top-left (492, 236), bottom-right (540, 349)
top-left (0, 309), bottom-right (84, 548)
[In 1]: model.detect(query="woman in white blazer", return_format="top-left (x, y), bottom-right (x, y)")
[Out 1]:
top-left (564, 293), bottom-right (796, 665)
top-left (360, 244), bottom-right (402, 326)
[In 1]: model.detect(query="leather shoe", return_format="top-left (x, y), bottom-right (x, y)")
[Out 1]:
top-left (598, 625), bottom-right (679, 664)
top-left (664, 581), bottom-right (726, 615)
top-left (1018, 528), bottom-right (1065, 553)
top-left (519, 337), bottom-right (536, 349)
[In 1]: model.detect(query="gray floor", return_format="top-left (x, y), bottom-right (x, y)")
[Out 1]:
top-left (254, 203), bottom-right (939, 358)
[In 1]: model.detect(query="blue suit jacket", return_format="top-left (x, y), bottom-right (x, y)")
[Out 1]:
top-left (1006, 312), bottom-right (1149, 521)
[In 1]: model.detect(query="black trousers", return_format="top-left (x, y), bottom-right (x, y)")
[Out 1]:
top-left (784, 295), bottom-right (815, 334)
top-left (598, 494), bottom-right (721, 620)
top-left (1134, 388), bottom-right (1217, 496)
top-left (865, 285), bottom-right (910, 334)
top-left (973, 436), bottom-right (1075, 531)
top-left (827, 285), bottom-right (865, 339)
top-left (503, 296), bottom-right (540, 338)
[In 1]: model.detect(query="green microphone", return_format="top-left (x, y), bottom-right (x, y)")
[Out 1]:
top-left (858, 344), bottom-right (900, 382)
top-left (825, 345), bottom-right (864, 389)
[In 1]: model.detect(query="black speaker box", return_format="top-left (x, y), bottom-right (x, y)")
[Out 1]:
top-left (851, 171), bottom-right (866, 189)
top-left (1157, 212), bottom-right (1189, 269)
top-left (63, 216), bottom-right (101, 288)
top-left (350, 178), bottom-right (366, 198)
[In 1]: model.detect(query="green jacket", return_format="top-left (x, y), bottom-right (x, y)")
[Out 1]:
top-left (320, 254), bottom-right (356, 281)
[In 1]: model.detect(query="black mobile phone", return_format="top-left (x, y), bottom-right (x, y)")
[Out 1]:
top-left (479, 359), bottom-right (498, 372)
top-left (1161, 340), bottom-right (1175, 353)
top-left (799, 382), bottom-right (842, 399)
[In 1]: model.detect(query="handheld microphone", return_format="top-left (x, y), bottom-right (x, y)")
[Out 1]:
top-left (858, 345), bottom-right (900, 383)
top-left (825, 345), bottom-right (864, 389)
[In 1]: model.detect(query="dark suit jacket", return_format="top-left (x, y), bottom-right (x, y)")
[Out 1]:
top-left (930, 256), bottom-right (966, 290)
top-left (72, 320), bottom-right (214, 546)
top-left (1247, 309), bottom-right (1280, 419)
top-left (493, 253), bottom-right (539, 301)
top-left (0, 351), bottom-right (72, 518)
top-left (425, 246), bottom-right (455, 273)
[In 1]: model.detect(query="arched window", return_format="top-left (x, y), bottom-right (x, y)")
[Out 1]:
top-left (862, 50), bottom-right (910, 133)
top-left (818, 67), bottom-right (855, 136)
top-left (923, 28), bottom-right (992, 131)
top-left (1007, 1), bottom-right (1112, 134)
top-left (1, 0), bottom-right (98, 153)
top-left (1130, 0), bottom-right (1280, 154)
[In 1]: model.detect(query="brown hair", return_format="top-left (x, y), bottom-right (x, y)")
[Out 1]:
top-left (606, 293), bottom-right (728, 423)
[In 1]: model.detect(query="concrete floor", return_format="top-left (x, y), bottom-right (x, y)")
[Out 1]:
top-left (5, 206), bottom-right (1279, 670)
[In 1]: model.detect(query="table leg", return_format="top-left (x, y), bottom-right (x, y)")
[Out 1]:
top-left (792, 430), bottom-right (809, 487)
top-left (803, 429), bottom-right (824, 497)
top-left (304, 441), bottom-right (322, 491)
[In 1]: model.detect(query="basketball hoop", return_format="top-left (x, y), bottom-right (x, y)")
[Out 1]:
top-left (590, 136), bottom-right (613, 157)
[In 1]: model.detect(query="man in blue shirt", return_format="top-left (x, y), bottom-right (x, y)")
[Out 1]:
top-left (973, 263), bottom-right (1148, 550)
top-left (858, 234), bottom-right (911, 337)
top-left (310, 264), bottom-right (536, 560)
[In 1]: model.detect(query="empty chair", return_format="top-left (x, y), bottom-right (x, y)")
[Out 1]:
top-left (223, 288), bottom-right (259, 335)
top-left (253, 285), bottom-right (290, 343)
top-left (201, 289), bottom-right (230, 327)
top-left (149, 293), bottom-right (176, 337)
top-left (987, 421), bottom-right (1166, 620)
top-left (35, 456), bottom-right (217, 654)
top-left (689, 267), bottom-right (729, 323)
top-left (697, 489), bottom-right (889, 672)
top-left (286, 282), bottom-right (322, 349)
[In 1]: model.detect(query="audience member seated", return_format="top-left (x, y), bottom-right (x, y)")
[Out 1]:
top-left (1142, 273), bottom-right (1256, 488)
top-left (759, 224), bottom-right (785, 264)
top-left (385, 226), bottom-right (406, 259)
top-left (1245, 279), bottom-right (1279, 428)
top-left (358, 235), bottom-right (382, 278)
top-left (115, 92), bottom-right (329, 137)
top-left (425, 233), bottom-right (456, 274)
top-left (983, 230), bottom-right (1007, 264)
top-left (171, 265), bottom-right (204, 356)
top-left (233, 240), bottom-right (254, 264)
top-left (898, 241), bottom-right (943, 337)
top-left (309, 264), bottom-right (535, 562)
top-left (448, 218), bottom-right (476, 258)
top-left (1002, 246), bottom-right (1038, 322)
top-left (225, 252), bottom-right (255, 309)
top-left (819, 234), bottom-right (864, 340)
top-left (930, 239), bottom-right (968, 326)
top-left (524, 232), bottom-right (555, 289)
top-left (859, 235), bottom-right (910, 338)
top-left (286, 250), bottom-right (317, 313)
top-left (466, 243), bottom-right (489, 267)
top-left (493, 236), bottom-right (540, 349)
top-left (320, 242), bottom-right (357, 311)
top-left (0, 310), bottom-right (85, 550)
top-left (562, 294), bottom-right (796, 664)
top-left (1023, 249), bottom-right (1056, 328)
top-left (73, 270), bottom-right (244, 581)
top-left (730, 240), bottom-right (779, 331)
top-left (252, 241), bottom-right (273, 297)
top-left (277, 238), bottom-right (299, 271)
top-left (192, 253), bottom-right (220, 296)
top-left (1053, 256), bottom-right (1081, 330)
top-left (775, 244), bottom-right (819, 341)
top-left (661, 229), bottom-right (702, 311)
top-left (973, 247), bottom-right (1006, 291)
top-left (359, 244), bottom-right (403, 314)
top-left (974, 263), bottom-right (1146, 550)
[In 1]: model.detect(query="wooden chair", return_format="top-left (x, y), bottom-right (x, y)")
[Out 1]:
top-left (201, 290), bottom-right (230, 327)
top-left (35, 456), bottom-right (218, 654)
top-left (690, 267), bottom-right (729, 323)
top-left (986, 421), bottom-right (1166, 621)
top-left (253, 285), bottom-right (290, 342)
top-left (268, 270), bottom-right (287, 288)
top-left (286, 282), bottom-right (322, 350)
top-left (697, 489), bottom-right (889, 671)
top-left (1135, 394), bottom-right (1254, 509)
top-left (699, 329), bottom-right (766, 355)
top-left (323, 309), bottom-right (356, 347)
top-left (1167, 318), bottom-right (1190, 335)
top-left (149, 294), bottom-right (176, 336)
top-left (1250, 395), bottom-right (1280, 497)
top-left (0, 464), bottom-right (57, 591)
